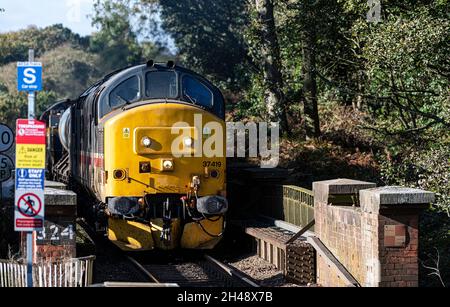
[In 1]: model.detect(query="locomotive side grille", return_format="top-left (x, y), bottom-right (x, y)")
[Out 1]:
top-left (97, 129), bottom-right (104, 154)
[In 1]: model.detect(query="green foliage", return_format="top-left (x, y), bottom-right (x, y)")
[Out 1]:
top-left (363, 12), bottom-right (450, 137)
top-left (0, 24), bottom-right (88, 66)
top-left (0, 44), bottom-right (102, 100)
top-left (0, 0), bottom-right (449, 285)
top-left (0, 5), bottom-right (173, 124)
top-left (379, 141), bottom-right (450, 287)
top-left (91, 0), bottom-right (143, 70)
top-left (0, 90), bottom-right (58, 128)
top-left (90, 0), bottom-right (174, 71)
top-left (156, 0), bottom-right (251, 89)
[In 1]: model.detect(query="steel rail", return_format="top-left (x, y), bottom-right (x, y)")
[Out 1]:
top-left (204, 255), bottom-right (260, 287)
top-left (126, 256), bottom-right (161, 284)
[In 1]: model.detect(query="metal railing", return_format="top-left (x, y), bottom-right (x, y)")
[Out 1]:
top-left (0, 256), bottom-right (95, 287)
top-left (282, 186), bottom-right (315, 229)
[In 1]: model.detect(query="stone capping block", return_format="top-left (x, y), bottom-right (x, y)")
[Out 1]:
top-left (360, 186), bottom-right (435, 213)
top-left (45, 180), bottom-right (67, 190)
top-left (44, 188), bottom-right (77, 206)
top-left (313, 178), bottom-right (376, 204)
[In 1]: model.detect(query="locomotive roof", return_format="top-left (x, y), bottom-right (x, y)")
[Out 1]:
top-left (89, 61), bottom-right (225, 120)
top-left (80, 62), bottom-right (217, 98)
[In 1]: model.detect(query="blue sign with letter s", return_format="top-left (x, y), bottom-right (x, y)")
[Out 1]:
top-left (17, 62), bottom-right (42, 92)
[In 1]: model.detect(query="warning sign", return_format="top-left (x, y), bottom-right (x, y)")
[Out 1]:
top-left (14, 190), bottom-right (44, 231)
top-left (16, 119), bottom-right (46, 144)
top-left (14, 119), bottom-right (46, 232)
top-left (15, 144), bottom-right (46, 168)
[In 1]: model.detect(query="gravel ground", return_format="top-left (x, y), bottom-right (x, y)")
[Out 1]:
top-left (76, 221), bottom-right (149, 285)
top-left (93, 248), bottom-right (148, 284)
top-left (228, 254), bottom-right (300, 287)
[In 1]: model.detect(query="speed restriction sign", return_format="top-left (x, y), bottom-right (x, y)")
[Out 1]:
top-left (0, 154), bottom-right (14, 183)
top-left (0, 124), bottom-right (14, 152)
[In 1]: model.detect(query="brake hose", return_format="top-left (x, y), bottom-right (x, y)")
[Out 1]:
top-left (195, 218), bottom-right (226, 238)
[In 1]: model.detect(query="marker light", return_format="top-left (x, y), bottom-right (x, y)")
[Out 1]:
top-left (142, 137), bottom-right (152, 147)
top-left (163, 160), bottom-right (174, 171)
top-left (184, 137), bottom-right (193, 147)
top-left (113, 169), bottom-right (126, 180)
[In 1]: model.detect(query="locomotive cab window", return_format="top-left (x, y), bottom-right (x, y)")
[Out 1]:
top-left (109, 76), bottom-right (140, 110)
top-left (182, 75), bottom-right (213, 108)
top-left (146, 71), bottom-right (178, 99)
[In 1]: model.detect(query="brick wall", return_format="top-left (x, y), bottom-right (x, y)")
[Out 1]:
top-left (21, 187), bottom-right (77, 263)
top-left (315, 201), bottom-right (366, 285)
top-left (313, 180), bottom-right (434, 287)
top-left (377, 211), bottom-right (420, 287)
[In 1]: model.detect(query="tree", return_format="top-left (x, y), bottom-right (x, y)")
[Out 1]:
top-left (155, 0), bottom-right (252, 89)
top-left (0, 24), bottom-right (87, 66)
top-left (300, 0), bottom-right (321, 139)
top-left (247, 0), bottom-right (289, 132)
top-left (0, 44), bottom-right (102, 99)
top-left (91, 0), bottom-right (143, 70)
top-left (91, 0), bottom-right (175, 71)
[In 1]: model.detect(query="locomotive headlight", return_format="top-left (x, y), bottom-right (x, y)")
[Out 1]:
top-left (183, 137), bottom-right (194, 148)
top-left (142, 136), bottom-right (152, 147)
top-left (162, 159), bottom-right (174, 171)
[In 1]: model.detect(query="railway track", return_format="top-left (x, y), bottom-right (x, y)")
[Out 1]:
top-left (127, 254), bottom-right (260, 287)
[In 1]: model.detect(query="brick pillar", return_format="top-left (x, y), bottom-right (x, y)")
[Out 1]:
top-left (360, 187), bottom-right (434, 287)
top-left (313, 179), bottom-right (376, 287)
top-left (22, 186), bottom-right (77, 263)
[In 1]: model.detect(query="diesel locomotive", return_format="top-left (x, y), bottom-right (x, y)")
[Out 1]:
top-left (41, 61), bottom-right (228, 251)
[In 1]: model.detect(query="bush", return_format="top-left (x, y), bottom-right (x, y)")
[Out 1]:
top-left (379, 141), bottom-right (450, 287)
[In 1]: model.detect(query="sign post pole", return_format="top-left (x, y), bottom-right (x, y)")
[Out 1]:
top-left (15, 49), bottom-right (44, 287)
top-left (26, 48), bottom-right (34, 288)
top-left (28, 49), bottom-right (35, 120)
top-left (27, 49), bottom-right (33, 288)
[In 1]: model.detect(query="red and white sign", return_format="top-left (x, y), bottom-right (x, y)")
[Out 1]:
top-left (14, 190), bottom-right (45, 231)
top-left (16, 119), bottom-right (46, 145)
top-left (14, 118), bottom-right (46, 232)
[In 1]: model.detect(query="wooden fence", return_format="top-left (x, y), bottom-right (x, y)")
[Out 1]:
top-left (0, 256), bottom-right (95, 287)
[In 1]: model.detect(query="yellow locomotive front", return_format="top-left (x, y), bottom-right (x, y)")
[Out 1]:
top-left (102, 103), bottom-right (227, 251)
top-left (93, 63), bottom-right (228, 251)
top-left (51, 62), bottom-right (229, 251)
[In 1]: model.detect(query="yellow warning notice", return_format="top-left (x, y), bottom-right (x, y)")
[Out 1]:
top-left (16, 144), bottom-right (46, 169)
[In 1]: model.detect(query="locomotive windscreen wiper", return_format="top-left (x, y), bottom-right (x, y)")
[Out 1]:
top-left (114, 94), bottom-right (131, 106)
top-left (183, 92), bottom-right (197, 105)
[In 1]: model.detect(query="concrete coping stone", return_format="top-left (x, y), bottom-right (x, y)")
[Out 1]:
top-left (360, 186), bottom-right (435, 207)
top-left (313, 179), bottom-right (377, 204)
top-left (360, 186), bottom-right (435, 214)
top-left (44, 188), bottom-right (77, 206)
top-left (44, 180), bottom-right (67, 190)
top-left (313, 178), bottom-right (376, 195)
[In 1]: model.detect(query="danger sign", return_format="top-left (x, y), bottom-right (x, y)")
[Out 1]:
top-left (14, 119), bottom-right (46, 232)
